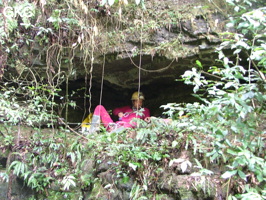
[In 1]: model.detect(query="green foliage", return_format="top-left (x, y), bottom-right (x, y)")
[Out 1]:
top-left (61, 175), bottom-right (76, 191)
top-left (47, 9), bottom-right (62, 30)
top-left (162, 2), bottom-right (266, 198)
top-left (0, 1), bottom-right (36, 48)
top-left (2, 132), bottom-right (86, 196)
top-left (0, 172), bottom-right (9, 182)
top-left (8, 160), bottom-right (28, 176)
top-left (0, 85), bottom-right (59, 127)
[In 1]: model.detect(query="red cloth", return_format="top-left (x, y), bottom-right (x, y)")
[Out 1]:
top-left (93, 105), bottom-right (150, 129)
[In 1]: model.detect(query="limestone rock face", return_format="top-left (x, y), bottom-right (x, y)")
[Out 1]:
top-left (70, 0), bottom-right (227, 90)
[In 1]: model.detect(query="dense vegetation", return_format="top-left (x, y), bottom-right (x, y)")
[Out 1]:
top-left (0, 0), bottom-right (265, 199)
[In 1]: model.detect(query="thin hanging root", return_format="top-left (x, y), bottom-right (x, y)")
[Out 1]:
top-left (57, 118), bottom-right (89, 140)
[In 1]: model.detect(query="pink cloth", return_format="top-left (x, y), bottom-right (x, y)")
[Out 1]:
top-left (93, 105), bottom-right (150, 129)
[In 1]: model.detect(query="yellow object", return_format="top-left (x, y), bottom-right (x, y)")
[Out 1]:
top-left (81, 113), bottom-right (93, 132)
top-left (131, 91), bottom-right (145, 100)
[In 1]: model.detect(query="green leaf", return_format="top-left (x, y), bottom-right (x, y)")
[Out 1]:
top-left (152, 152), bottom-right (162, 161)
top-left (227, 148), bottom-right (238, 156)
top-left (194, 158), bottom-right (203, 169)
top-left (196, 60), bottom-right (203, 69)
top-left (221, 170), bottom-right (237, 179)
top-left (129, 162), bottom-right (138, 171)
top-left (135, 0), bottom-right (141, 5)
top-left (172, 140), bottom-right (178, 148)
top-left (180, 160), bottom-right (192, 173)
top-left (228, 194), bottom-right (238, 200)
top-left (238, 170), bottom-right (246, 181)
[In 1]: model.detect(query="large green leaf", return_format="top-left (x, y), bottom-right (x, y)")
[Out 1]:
top-left (221, 170), bottom-right (237, 179)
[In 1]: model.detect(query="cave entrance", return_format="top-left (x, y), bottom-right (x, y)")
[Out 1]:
top-left (61, 78), bottom-right (198, 125)
top-left (59, 54), bottom-right (220, 125)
